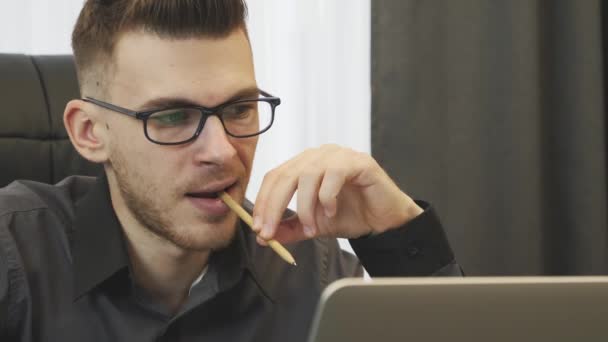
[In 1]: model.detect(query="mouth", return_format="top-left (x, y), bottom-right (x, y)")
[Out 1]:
top-left (185, 180), bottom-right (238, 199)
top-left (185, 180), bottom-right (238, 216)
top-left (187, 192), bottom-right (220, 199)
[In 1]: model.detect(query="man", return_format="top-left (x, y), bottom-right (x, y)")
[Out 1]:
top-left (0, 1), bottom-right (461, 341)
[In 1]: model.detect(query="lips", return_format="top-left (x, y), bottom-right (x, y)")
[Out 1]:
top-left (187, 191), bottom-right (219, 199)
top-left (185, 179), bottom-right (237, 198)
top-left (185, 179), bottom-right (238, 216)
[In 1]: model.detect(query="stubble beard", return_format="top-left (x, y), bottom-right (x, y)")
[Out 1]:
top-left (110, 150), bottom-right (239, 252)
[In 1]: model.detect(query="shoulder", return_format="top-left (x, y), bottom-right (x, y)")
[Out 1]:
top-left (0, 176), bottom-right (98, 334)
top-left (0, 176), bottom-right (96, 219)
top-left (0, 175), bottom-right (98, 265)
top-left (0, 175), bottom-right (97, 264)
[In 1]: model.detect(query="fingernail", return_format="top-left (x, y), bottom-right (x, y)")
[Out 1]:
top-left (304, 226), bottom-right (316, 238)
top-left (256, 236), bottom-right (268, 246)
top-left (261, 223), bottom-right (273, 239)
top-left (324, 207), bottom-right (335, 218)
top-left (253, 216), bottom-right (262, 232)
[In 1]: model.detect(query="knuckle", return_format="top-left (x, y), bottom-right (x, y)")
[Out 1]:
top-left (262, 167), bottom-right (281, 184)
top-left (320, 143), bottom-right (340, 152)
top-left (327, 143), bottom-right (341, 149)
top-left (298, 213), bottom-right (315, 228)
top-left (326, 166), bottom-right (347, 178)
top-left (299, 167), bottom-right (319, 180)
top-left (355, 150), bottom-right (373, 164)
top-left (302, 147), bottom-right (315, 156)
top-left (318, 190), bottom-right (334, 205)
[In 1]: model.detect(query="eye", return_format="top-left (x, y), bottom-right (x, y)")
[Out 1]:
top-left (222, 103), bottom-right (256, 119)
top-left (154, 111), bottom-right (186, 123)
top-left (149, 109), bottom-right (199, 126)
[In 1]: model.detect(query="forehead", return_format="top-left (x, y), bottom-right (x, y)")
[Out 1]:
top-left (109, 29), bottom-right (256, 107)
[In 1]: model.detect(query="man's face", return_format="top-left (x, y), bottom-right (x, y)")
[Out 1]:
top-left (101, 29), bottom-right (258, 251)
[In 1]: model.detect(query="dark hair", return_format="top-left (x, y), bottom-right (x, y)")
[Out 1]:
top-left (72, 0), bottom-right (248, 96)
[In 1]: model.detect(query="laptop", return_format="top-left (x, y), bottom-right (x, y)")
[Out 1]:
top-left (306, 277), bottom-right (608, 342)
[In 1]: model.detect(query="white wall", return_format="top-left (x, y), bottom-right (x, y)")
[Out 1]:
top-left (0, 0), bottom-right (371, 253)
top-left (0, 0), bottom-right (83, 54)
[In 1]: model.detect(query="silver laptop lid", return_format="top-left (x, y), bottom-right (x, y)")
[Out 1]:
top-left (307, 277), bottom-right (608, 342)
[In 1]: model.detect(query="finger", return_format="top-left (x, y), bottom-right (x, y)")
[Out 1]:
top-left (259, 173), bottom-right (298, 240)
top-left (256, 235), bottom-right (268, 246)
top-left (296, 169), bottom-right (323, 238)
top-left (318, 167), bottom-right (348, 218)
top-left (252, 150), bottom-right (312, 233)
top-left (255, 162), bottom-right (303, 240)
top-left (252, 170), bottom-right (280, 233)
top-left (256, 207), bottom-right (308, 245)
top-left (271, 219), bottom-right (310, 244)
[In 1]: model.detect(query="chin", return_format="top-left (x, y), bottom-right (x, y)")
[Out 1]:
top-left (167, 218), bottom-right (239, 252)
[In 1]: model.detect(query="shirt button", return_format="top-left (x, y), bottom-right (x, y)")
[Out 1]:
top-left (407, 246), bottom-right (419, 257)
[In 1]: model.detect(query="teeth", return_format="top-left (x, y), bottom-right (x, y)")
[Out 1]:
top-left (188, 183), bottom-right (233, 198)
top-left (189, 192), bottom-right (217, 198)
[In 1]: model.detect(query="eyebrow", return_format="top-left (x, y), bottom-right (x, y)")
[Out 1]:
top-left (137, 86), bottom-right (262, 111)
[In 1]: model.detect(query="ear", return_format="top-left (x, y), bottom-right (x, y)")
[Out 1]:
top-left (63, 99), bottom-right (110, 163)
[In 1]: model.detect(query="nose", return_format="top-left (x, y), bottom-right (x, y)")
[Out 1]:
top-left (191, 115), bottom-right (237, 165)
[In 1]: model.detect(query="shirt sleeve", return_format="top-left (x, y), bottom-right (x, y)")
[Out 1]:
top-left (0, 217), bottom-right (11, 336)
top-left (0, 213), bottom-right (27, 339)
top-left (348, 201), bottom-right (463, 277)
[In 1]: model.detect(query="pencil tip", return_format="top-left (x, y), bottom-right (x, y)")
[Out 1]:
top-left (292, 261), bottom-right (297, 266)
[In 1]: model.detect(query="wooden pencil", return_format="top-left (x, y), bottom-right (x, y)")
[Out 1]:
top-left (218, 191), bottom-right (297, 266)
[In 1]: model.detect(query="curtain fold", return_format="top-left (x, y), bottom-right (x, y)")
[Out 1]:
top-left (372, 0), bottom-right (608, 275)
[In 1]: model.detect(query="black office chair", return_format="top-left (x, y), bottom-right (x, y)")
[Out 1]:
top-left (0, 54), bottom-right (101, 188)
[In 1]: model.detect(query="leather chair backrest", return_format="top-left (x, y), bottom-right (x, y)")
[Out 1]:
top-left (0, 54), bottom-right (102, 188)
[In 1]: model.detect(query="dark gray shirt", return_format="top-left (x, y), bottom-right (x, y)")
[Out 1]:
top-left (0, 175), bottom-right (460, 342)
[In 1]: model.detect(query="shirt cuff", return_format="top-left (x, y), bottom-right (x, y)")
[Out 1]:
top-left (348, 200), bottom-right (455, 276)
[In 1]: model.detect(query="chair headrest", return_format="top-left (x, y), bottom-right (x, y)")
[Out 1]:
top-left (0, 54), bottom-right (102, 187)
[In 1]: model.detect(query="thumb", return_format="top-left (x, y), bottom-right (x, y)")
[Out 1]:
top-left (259, 217), bottom-right (315, 245)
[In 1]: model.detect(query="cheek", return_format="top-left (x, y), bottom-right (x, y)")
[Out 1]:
top-left (108, 120), bottom-right (147, 151)
top-left (234, 138), bottom-right (258, 171)
top-left (109, 126), bottom-right (164, 180)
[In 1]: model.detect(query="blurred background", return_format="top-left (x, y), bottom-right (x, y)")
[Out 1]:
top-left (1, 0), bottom-right (606, 275)
top-left (373, 0), bottom-right (607, 275)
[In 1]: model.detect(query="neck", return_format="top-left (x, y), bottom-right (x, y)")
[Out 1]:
top-left (125, 228), bottom-right (210, 314)
top-left (107, 179), bottom-right (210, 314)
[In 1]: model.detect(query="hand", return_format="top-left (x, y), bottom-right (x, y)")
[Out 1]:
top-left (252, 144), bottom-right (423, 245)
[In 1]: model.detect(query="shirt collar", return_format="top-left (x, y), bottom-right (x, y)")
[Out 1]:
top-left (212, 221), bottom-right (277, 302)
top-left (72, 175), bottom-right (130, 300)
top-left (71, 175), bottom-right (276, 302)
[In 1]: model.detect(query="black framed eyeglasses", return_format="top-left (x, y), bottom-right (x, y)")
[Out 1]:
top-left (82, 90), bottom-right (280, 145)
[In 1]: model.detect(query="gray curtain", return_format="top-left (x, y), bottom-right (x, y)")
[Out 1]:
top-left (372, 0), bottom-right (608, 275)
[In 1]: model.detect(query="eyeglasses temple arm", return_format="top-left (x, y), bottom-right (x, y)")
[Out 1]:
top-left (82, 97), bottom-right (140, 118)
